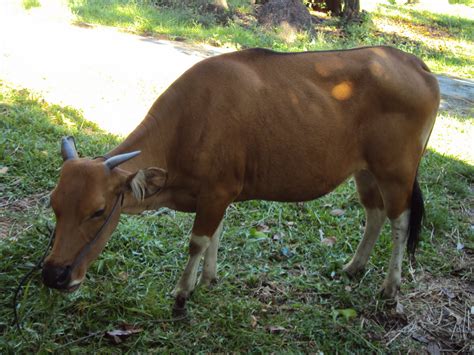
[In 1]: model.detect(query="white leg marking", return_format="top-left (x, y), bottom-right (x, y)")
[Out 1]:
top-left (383, 210), bottom-right (410, 298)
top-left (200, 220), bottom-right (223, 286)
top-left (344, 208), bottom-right (386, 275)
top-left (173, 234), bottom-right (210, 298)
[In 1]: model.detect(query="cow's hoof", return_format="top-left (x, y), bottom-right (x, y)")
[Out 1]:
top-left (172, 305), bottom-right (187, 318)
top-left (379, 282), bottom-right (400, 299)
top-left (343, 261), bottom-right (364, 277)
top-left (199, 276), bottom-right (218, 288)
top-left (172, 295), bottom-right (187, 317)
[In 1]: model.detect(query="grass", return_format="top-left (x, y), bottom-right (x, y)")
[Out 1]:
top-left (0, 77), bottom-right (472, 353)
top-left (67, 0), bottom-right (474, 78)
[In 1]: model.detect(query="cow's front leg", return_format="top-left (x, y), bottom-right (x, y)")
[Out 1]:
top-left (172, 194), bottom-right (230, 316)
top-left (172, 233), bottom-right (211, 315)
top-left (199, 219), bottom-right (223, 287)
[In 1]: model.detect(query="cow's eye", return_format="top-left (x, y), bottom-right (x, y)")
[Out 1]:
top-left (91, 208), bottom-right (105, 219)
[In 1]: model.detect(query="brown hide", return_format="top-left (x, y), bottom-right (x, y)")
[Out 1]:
top-left (45, 46), bottom-right (439, 294)
top-left (114, 46), bottom-right (439, 215)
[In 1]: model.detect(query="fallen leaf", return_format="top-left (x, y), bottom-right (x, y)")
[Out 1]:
top-left (267, 325), bottom-right (286, 334)
top-left (280, 247), bottom-right (293, 258)
top-left (249, 228), bottom-right (266, 238)
top-left (441, 288), bottom-right (455, 299)
top-left (330, 208), bottom-right (345, 217)
top-left (411, 332), bottom-right (429, 344)
top-left (250, 315), bottom-right (258, 328)
top-left (335, 308), bottom-right (357, 321)
top-left (118, 271), bottom-right (129, 281)
top-left (256, 224), bottom-right (270, 233)
top-left (344, 286), bottom-right (352, 292)
top-left (321, 236), bottom-right (337, 247)
top-left (272, 233), bottom-right (283, 241)
top-left (105, 325), bottom-right (143, 344)
top-left (426, 342), bottom-right (441, 355)
top-left (395, 302), bottom-right (404, 315)
top-left (0, 166), bottom-right (8, 174)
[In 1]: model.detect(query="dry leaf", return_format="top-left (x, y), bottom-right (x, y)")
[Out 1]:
top-left (395, 301), bottom-right (404, 315)
top-left (272, 233), bottom-right (283, 241)
top-left (256, 224), bottom-right (270, 233)
top-left (250, 315), bottom-right (258, 328)
top-left (426, 342), bottom-right (441, 355)
top-left (105, 325), bottom-right (143, 344)
top-left (0, 166), bottom-right (8, 174)
top-left (330, 208), bottom-right (345, 217)
top-left (321, 236), bottom-right (337, 247)
top-left (267, 325), bottom-right (286, 334)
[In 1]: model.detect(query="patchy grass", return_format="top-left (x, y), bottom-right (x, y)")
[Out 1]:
top-left (0, 79), bottom-right (472, 353)
top-left (67, 0), bottom-right (474, 77)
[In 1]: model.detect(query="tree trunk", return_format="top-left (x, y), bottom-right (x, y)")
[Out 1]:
top-left (326, 0), bottom-right (342, 16)
top-left (212, 0), bottom-right (228, 10)
top-left (342, 0), bottom-right (360, 19)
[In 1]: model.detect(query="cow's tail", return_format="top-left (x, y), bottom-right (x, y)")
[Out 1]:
top-left (407, 175), bottom-right (424, 263)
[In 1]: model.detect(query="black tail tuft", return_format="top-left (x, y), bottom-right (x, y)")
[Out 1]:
top-left (407, 177), bottom-right (424, 263)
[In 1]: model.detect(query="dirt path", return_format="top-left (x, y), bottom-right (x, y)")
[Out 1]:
top-left (0, 0), bottom-right (231, 135)
top-left (0, 0), bottom-right (472, 136)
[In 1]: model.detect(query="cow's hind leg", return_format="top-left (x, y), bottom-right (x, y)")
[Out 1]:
top-left (377, 174), bottom-right (423, 298)
top-left (344, 170), bottom-right (386, 276)
top-left (172, 192), bottom-right (230, 315)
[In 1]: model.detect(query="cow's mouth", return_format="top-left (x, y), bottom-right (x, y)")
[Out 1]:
top-left (61, 282), bottom-right (81, 293)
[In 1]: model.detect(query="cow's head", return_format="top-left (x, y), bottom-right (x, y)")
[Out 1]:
top-left (42, 137), bottom-right (166, 292)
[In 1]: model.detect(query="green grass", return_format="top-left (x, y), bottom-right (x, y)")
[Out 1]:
top-left (22, 0), bottom-right (41, 10)
top-left (0, 80), bottom-right (472, 353)
top-left (66, 0), bottom-right (474, 78)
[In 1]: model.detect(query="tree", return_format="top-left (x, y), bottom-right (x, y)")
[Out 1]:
top-left (211, 0), bottom-right (228, 11)
top-left (342, 0), bottom-right (360, 19)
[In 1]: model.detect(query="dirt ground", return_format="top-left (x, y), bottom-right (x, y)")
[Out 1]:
top-left (0, 0), bottom-right (472, 136)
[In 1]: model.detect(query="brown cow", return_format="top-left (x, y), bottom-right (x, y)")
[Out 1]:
top-left (42, 46), bottom-right (439, 315)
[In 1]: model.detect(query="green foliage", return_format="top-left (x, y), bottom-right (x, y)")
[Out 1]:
top-left (449, 0), bottom-right (474, 6)
top-left (67, 0), bottom-right (474, 78)
top-left (0, 81), bottom-right (472, 352)
top-left (22, 0), bottom-right (41, 10)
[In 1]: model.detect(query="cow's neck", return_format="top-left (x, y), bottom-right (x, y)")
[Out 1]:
top-left (108, 109), bottom-right (169, 173)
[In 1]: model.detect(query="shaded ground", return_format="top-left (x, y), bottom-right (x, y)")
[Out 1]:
top-left (0, 0), bottom-right (472, 136)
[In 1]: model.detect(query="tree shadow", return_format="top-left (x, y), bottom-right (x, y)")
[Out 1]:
top-left (379, 4), bottom-right (474, 41)
top-left (370, 29), bottom-right (473, 72)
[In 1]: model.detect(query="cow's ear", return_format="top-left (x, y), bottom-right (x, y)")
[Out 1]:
top-left (126, 167), bottom-right (167, 201)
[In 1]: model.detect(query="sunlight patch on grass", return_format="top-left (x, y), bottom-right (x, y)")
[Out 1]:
top-left (428, 112), bottom-right (474, 165)
top-left (373, 5), bottom-right (474, 77)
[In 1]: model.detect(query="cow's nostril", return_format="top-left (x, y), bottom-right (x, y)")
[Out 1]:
top-left (42, 264), bottom-right (71, 289)
top-left (56, 265), bottom-right (72, 287)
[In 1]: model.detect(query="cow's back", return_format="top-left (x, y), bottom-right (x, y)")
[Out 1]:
top-left (152, 47), bottom-right (439, 202)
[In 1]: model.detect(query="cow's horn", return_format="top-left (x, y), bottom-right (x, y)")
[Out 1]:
top-left (61, 136), bottom-right (78, 161)
top-left (104, 151), bottom-right (141, 170)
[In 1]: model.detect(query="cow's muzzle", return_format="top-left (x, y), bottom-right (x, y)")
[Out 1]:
top-left (42, 263), bottom-right (72, 290)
